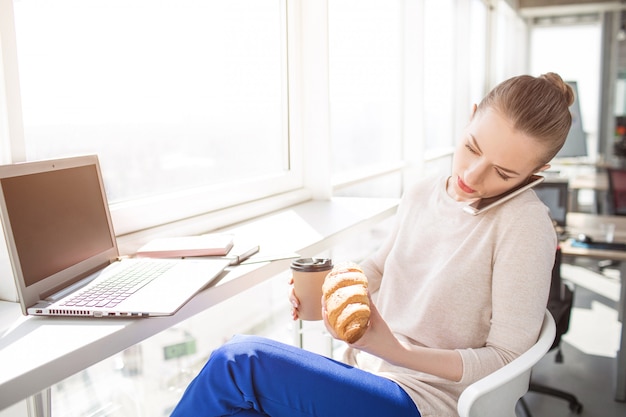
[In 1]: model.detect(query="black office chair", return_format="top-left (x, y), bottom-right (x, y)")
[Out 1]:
top-left (519, 247), bottom-right (583, 415)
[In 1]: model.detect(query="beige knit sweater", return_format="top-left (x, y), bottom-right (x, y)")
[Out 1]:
top-left (343, 176), bottom-right (556, 416)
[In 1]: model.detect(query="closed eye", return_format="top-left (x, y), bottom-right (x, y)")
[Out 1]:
top-left (495, 168), bottom-right (511, 181)
top-left (465, 143), bottom-right (479, 155)
top-left (466, 135), bottom-right (516, 181)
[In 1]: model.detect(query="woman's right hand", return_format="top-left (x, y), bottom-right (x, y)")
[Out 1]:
top-left (287, 276), bottom-right (301, 321)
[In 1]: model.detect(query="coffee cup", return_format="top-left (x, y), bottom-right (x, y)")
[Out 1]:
top-left (291, 258), bottom-right (333, 321)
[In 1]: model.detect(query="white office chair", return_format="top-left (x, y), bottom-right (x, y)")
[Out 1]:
top-left (457, 310), bottom-right (556, 417)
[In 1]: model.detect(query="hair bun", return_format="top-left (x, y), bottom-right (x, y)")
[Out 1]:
top-left (541, 72), bottom-right (575, 107)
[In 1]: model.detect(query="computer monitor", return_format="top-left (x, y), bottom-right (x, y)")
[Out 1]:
top-left (534, 178), bottom-right (569, 228)
top-left (554, 81), bottom-right (587, 159)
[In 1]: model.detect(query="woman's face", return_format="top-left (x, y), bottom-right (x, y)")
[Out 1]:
top-left (449, 107), bottom-right (549, 203)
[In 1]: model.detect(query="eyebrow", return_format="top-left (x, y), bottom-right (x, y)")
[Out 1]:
top-left (468, 134), bottom-right (521, 176)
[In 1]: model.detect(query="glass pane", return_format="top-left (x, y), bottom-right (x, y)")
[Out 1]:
top-left (469, 0), bottom-right (487, 105)
top-left (13, 0), bottom-right (286, 203)
top-left (530, 22), bottom-right (601, 142)
top-left (328, 0), bottom-right (403, 176)
top-left (423, 0), bottom-right (455, 151)
top-left (494, 0), bottom-right (526, 82)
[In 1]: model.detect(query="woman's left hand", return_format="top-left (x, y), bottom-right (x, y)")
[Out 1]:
top-left (323, 292), bottom-right (463, 380)
top-left (322, 292), bottom-right (402, 358)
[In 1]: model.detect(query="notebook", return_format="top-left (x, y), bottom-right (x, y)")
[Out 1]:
top-left (135, 234), bottom-right (235, 258)
top-left (0, 155), bottom-right (230, 317)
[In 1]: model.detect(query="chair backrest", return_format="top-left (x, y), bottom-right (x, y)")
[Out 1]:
top-left (606, 167), bottom-right (626, 215)
top-left (547, 247), bottom-right (573, 351)
top-left (457, 310), bottom-right (556, 417)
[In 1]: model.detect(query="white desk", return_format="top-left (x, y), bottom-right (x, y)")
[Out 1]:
top-left (0, 197), bottom-right (398, 412)
top-left (561, 212), bottom-right (626, 402)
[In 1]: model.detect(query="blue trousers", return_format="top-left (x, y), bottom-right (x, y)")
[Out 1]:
top-left (170, 334), bottom-right (421, 417)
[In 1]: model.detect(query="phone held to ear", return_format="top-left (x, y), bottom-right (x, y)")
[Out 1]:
top-left (463, 175), bottom-right (545, 215)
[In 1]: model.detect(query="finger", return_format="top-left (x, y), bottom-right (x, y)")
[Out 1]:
top-left (366, 291), bottom-right (379, 316)
top-left (288, 281), bottom-right (300, 321)
top-left (321, 297), bottom-right (339, 339)
top-left (288, 287), bottom-right (300, 309)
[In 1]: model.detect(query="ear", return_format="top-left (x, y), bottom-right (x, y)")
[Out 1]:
top-left (470, 104), bottom-right (477, 120)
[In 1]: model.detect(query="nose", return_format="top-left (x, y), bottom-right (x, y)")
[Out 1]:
top-left (464, 160), bottom-right (489, 186)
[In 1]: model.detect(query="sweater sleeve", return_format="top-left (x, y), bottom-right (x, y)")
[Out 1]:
top-left (456, 197), bottom-right (556, 384)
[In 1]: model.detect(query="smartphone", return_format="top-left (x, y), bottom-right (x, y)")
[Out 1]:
top-left (463, 174), bottom-right (545, 215)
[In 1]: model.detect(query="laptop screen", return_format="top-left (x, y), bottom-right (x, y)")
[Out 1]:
top-left (1, 164), bottom-right (113, 287)
top-left (0, 156), bottom-right (119, 312)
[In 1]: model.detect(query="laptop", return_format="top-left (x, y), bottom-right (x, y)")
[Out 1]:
top-left (0, 155), bottom-right (230, 317)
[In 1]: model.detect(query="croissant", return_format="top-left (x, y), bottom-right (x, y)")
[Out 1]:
top-left (322, 263), bottom-right (370, 343)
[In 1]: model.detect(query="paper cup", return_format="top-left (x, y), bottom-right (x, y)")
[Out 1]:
top-left (291, 258), bottom-right (333, 321)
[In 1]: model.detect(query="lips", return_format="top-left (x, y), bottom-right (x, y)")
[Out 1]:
top-left (457, 176), bottom-right (476, 194)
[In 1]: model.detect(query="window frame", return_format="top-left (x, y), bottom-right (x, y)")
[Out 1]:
top-left (0, 0), bottom-right (312, 238)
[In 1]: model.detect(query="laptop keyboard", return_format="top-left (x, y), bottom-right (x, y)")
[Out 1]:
top-left (61, 261), bottom-right (175, 309)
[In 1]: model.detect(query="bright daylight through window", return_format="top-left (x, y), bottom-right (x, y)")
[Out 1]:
top-left (12, 0), bottom-right (290, 215)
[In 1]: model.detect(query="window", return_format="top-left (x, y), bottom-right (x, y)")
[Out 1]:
top-left (6, 0), bottom-right (298, 235)
top-left (530, 17), bottom-right (601, 149)
top-left (493, 0), bottom-right (527, 82)
top-left (421, 0), bottom-right (489, 176)
top-left (468, 0), bottom-right (488, 106)
top-left (328, 0), bottom-right (404, 195)
top-left (423, 0), bottom-right (455, 152)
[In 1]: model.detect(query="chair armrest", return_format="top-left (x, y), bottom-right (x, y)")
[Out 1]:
top-left (457, 310), bottom-right (556, 417)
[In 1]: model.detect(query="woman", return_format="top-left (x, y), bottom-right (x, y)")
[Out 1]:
top-left (169, 73), bottom-right (574, 417)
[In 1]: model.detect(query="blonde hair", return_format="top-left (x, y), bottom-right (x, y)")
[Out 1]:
top-left (476, 72), bottom-right (575, 164)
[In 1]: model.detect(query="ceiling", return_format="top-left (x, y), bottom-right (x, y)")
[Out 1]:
top-left (519, 0), bottom-right (617, 7)
top-left (518, 0), bottom-right (625, 17)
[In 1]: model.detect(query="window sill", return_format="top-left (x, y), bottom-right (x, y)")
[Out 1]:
top-left (0, 196), bottom-right (398, 410)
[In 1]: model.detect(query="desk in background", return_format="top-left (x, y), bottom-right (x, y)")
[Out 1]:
top-left (546, 163), bottom-right (608, 214)
top-left (562, 212), bottom-right (626, 402)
